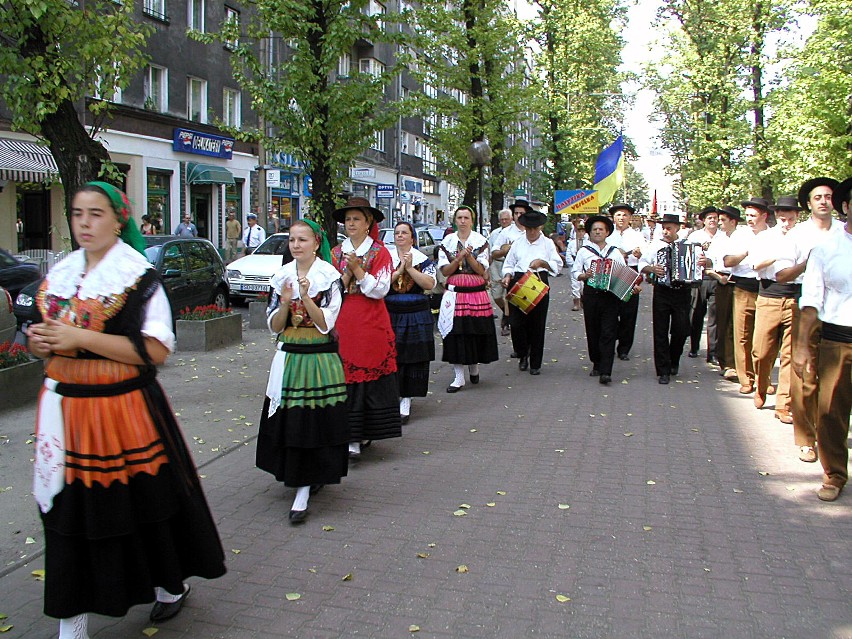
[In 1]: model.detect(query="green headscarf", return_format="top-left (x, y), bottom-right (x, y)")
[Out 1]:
top-left (303, 218), bottom-right (332, 263)
top-left (83, 181), bottom-right (147, 255)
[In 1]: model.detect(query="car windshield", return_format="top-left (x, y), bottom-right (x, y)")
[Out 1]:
top-left (0, 250), bottom-right (19, 267)
top-left (144, 246), bottom-right (162, 264)
top-left (253, 235), bottom-right (290, 255)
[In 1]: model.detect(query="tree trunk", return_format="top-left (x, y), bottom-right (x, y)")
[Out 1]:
top-left (750, 2), bottom-right (772, 201)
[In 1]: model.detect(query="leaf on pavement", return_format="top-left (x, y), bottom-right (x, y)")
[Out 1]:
top-left (341, 573), bottom-right (353, 581)
top-left (486, 502), bottom-right (496, 507)
top-left (409, 625), bottom-right (420, 633)
top-left (230, 549), bottom-right (241, 554)
top-left (496, 491), bottom-right (506, 496)
top-left (643, 526), bottom-right (652, 531)
top-left (416, 552), bottom-right (430, 559)
top-left (322, 525), bottom-right (335, 531)
top-left (557, 504), bottom-right (570, 510)
top-left (142, 628), bottom-right (158, 637)
top-left (758, 471), bottom-right (770, 476)
top-left (646, 480), bottom-right (656, 485)
top-left (31, 569), bottom-right (45, 581)
top-left (25, 537), bottom-right (35, 544)
top-left (285, 593), bottom-right (301, 601)
top-left (733, 489), bottom-right (743, 493)
top-left (453, 509), bottom-right (467, 517)
top-left (624, 432), bottom-right (633, 437)
top-left (456, 565), bottom-right (469, 573)
top-left (555, 594), bottom-right (571, 603)
top-left (459, 503), bottom-right (471, 509)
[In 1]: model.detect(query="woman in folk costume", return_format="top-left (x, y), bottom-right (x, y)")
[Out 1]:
top-left (330, 197), bottom-right (401, 460)
top-left (26, 182), bottom-right (225, 639)
top-left (385, 221), bottom-right (437, 423)
top-left (256, 220), bottom-right (349, 525)
top-left (438, 205), bottom-right (499, 392)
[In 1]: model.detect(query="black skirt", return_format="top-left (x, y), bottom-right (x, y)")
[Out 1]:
top-left (346, 374), bottom-right (402, 441)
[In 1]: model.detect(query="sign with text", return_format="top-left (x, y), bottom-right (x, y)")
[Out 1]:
top-left (376, 184), bottom-right (396, 199)
top-left (266, 170), bottom-right (281, 188)
top-left (173, 128), bottom-right (234, 159)
top-left (555, 189), bottom-right (599, 215)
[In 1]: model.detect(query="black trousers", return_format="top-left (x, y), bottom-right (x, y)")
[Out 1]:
top-left (508, 273), bottom-right (550, 370)
top-left (689, 278), bottom-right (714, 354)
top-left (652, 285), bottom-right (692, 376)
top-left (616, 291), bottom-right (640, 357)
top-left (582, 287), bottom-right (620, 376)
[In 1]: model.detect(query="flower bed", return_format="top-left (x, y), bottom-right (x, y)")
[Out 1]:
top-left (0, 342), bottom-right (44, 412)
top-left (176, 305), bottom-right (242, 351)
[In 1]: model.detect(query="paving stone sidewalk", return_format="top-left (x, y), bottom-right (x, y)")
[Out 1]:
top-left (1, 275), bottom-right (850, 638)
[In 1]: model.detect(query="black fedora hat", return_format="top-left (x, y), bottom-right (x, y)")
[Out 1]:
top-left (740, 197), bottom-right (772, 212)
top-left (517, 210), bottom-right (547, 228)
top-left (831, 177), bottom-right (852, 215)
top-left (585, 214), bottom-right (614, 236)
top-left (608, 203), bottom-right (636, 215)
top-left (770, 196), bottom-right (803, 212)
top-left (659, 213), bottom-right (682, 225)
top-left (798, 177), bottom-right (839, 210)
top-left (511, 199), bottom-right (534, 214)
top-left (332, 196), bottom-right (385, 224)
top-left (697, 206), bottom-right (720, 220)
top-left (717, 206), bottom-right (742, 221)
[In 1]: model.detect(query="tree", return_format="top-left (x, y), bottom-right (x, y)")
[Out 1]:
top-left (614, 160), bottom-right (649, 210)
top-left (0, 0), bottom-right (150, 237)
top-left (196, 0), bottom-right (408, 242)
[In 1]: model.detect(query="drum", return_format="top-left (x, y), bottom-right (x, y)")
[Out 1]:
top-left (507, 271), bottom-right (549, 314)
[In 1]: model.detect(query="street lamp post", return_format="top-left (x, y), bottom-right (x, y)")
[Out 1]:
top-left (467, 140), bottom-right (492, 235)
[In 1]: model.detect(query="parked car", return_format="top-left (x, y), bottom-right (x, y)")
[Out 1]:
top-left (226, 233), bottom-right (292, 304)
top-left (0, 287), bottom-right (16, 345)
top-left (378, 227), bottom-right (440, 261)
top-left (0, 248), bottom-right (41, 299)
top-left (425, 226), bottom-right (449, 244)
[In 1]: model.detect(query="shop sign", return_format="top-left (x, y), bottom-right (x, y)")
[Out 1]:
top-left (303, 175), bottom-right (313, 197)
top-left (266, 170), bottom-right (281, 188)
top-left (271, 152), bottom-right (307, 170)
top-left (173, 128), bottom-right (234, 159)
top-left (351, 167), bottom-right (376, 179)
top-left (376, 184), bottom-right (396, 199)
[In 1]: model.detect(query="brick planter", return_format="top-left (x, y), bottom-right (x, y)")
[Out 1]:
top-left (0, 359), bottom-right (45, 411)
top-left (248, 301), bottom-right (269, 330)
top-left (176, 313), bottom-right (243, 351)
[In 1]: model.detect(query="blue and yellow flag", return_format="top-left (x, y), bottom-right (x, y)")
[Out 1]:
top-left (593, 135), bottom-right (625, 206)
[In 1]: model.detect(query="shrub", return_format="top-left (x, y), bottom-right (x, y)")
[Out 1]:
top-left (178, 305), bottom-right (233, 321)
top-left (0, 342), bottom-right (31, 369)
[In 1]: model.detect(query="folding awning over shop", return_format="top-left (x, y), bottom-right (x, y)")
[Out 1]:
top-left (186, 162), bottom-right (235, 185)
top-left (0, 138), bottom-right (58, 182)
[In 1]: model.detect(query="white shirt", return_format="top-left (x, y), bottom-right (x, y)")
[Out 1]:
top-left (799, 227), bottom-right (852, 326)
top-left (438, 231), bottom-right (490, 271)
top-left (487, 225), bottom-right (518, 257)
top-left (707, 230), bottom-right (734, 274)
top-left (571, 240), bottom-right (625, 280)
top-left (773, 217), bottom-right (845, 284)
top-left (268, 258), bottom-right (342, 334)
top-left (687, 228), bottom-right (717, 247)
top-left (339, 237), bottom-right (392, 299)
top-left (638, 238), bottom-right (671, 273)
top-left (244, 223), bottom-right (267, 249)
top-left (502, 233), bottom-right (562, 277)
top-left (390, 246), bottom-right (437, 289)
top-left (747, 226), bottom-right (788, 280)
top-left (609, 227), bottom-right (645, 267)
top-left (725, 226), bottom-right (765, 279)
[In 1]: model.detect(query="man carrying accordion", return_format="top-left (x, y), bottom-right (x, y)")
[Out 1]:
top-left (640, 213), bottom-right (707, 384)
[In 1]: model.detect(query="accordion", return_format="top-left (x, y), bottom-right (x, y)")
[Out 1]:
top-left (654, 241), bottom-right (703, 287)
top-left (587, 259), bottom-right (642, 301)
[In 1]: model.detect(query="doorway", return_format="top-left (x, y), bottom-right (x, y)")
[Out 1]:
top-left (17, 184), bottom-right (50, 250)
top-left (190, 188), bottom-right (210, 239)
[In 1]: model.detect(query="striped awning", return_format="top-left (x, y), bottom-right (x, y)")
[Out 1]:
top-left (186, 162), bottom-right (234, 185)
top-left (0, 138), bottom-right (58, 182)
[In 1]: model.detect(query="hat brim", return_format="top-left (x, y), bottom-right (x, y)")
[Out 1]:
top-left (798, 177), bottom-right (839, 209)
top-left (608, 204), bottom-right (636, 215)
top-left (518, 211), bottom-right (548, 228)
top-left (740, 200), bottom-right (770, 212)
top-left (585, 215), bottom-right (614, 236)
top-left (332, 204), bottom-right (385, 224)
top-left (831, 178), bottom-right (852, 214)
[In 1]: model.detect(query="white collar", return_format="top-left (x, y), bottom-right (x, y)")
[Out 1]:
top-left (443, 231), bottom-right (487, 249)
top-left (341, 236), bottom-right (375, 257)
top-left (270, 259), bottom-right (341, 299)
top-left (46, 241), bottom-right (151, 300)
top-left (390, 245), bottom-right (429, 267)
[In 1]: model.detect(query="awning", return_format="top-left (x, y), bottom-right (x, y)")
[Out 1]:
top-left (186, 162), bottom-right (234, 185)
top-left (0, 138), bottom-right (58, 182)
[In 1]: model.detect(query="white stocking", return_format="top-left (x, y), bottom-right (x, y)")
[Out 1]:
top-left (292, 486), bottom-right (310, 512)
top-left (156, 584), bottom-right (187, 603)
top-left (348, 442), bottom-right (361, 455)
top-left (452, 364), bottom-right (466, 387)
top-left (59, 614), bottom-right (90, 639)
top-left (400, 397), bottom-right (411, 416)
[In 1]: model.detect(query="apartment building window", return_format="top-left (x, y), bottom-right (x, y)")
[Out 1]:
top-left (371, 130), bottom-right (385, 153)
top-left (423, 146), bottom-right (437, 175)
top-left (365, 0), bottom-right (385, 29)
top-left (423, 178), bottom-right (438, 194)
top-left (401, 131), bottom-right (411, 155)
top-left (424, 113), bottom-right (437, 136)
top-left (147, 170), bottom-right (171, 234)
top-left (414, 136), bottom-right (424, 159)
top-left (143, 0), bottom-right (167, 21)
top-left (94, 64), bottom-right (122, 103)
top-left (224, 6), bottom-right (239, 49)
top-left (188, 77), bottom-right (207, 123)
top-left (359, 58), bottom-right (384, 78)
top-left (188, 0), bottom-right (204, 31)
top-left (223, 88), bottom-right (241, 127)
top-left (145, 65), bottom-right (167, 112)
top-left (338, 53), bottom-right (351, 78)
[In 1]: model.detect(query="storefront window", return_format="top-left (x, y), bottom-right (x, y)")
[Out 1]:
top-left (225, 180), bottom-right (242, 219)
top-left (146, 170), bottom-right (171, 234)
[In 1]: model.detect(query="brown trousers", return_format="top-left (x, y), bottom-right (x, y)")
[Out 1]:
top-left (733, 287), bottom-right (758, 387)
top-left (791, 320), bottom-right (821, 447)
top-left (714, 282), bottom-right (735, 370)
top-left (816, 340), bottom-right (852, 488)
top-left (752, 296), bottom-right (796, 410)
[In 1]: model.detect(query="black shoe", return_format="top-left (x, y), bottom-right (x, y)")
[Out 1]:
top-left (446, 384), bottom-right (462, 393)
top-left (617, 353), bottom-right (630, 361)
top-left (707, 357), bottom-right (719, 366)
top-left (309, 485), bottom-right (324, 496)
top-left (348, 451), bottom-right (360, 461)
top-left (590, 368), bottom-right (600, 377)
top-left (510, 351), bottom-right (519, 358)
top-left (688, 351), bottom-right (699, 358)
top-left (401, 414), bottom-right (410, 425)
top-left (530, 368), bottom-right (541, 375)
top-left (670, 367), bottom-right (679, 376)
top-left (150, 585), bottom-right (190, 622)
top-left (599, 374), bottom-right (611, 384)
top-left (361, 440), bottom-right (372, 449)
top-left (658, 374), bottom-right (670, 384)
top-left (519, 356), bottom-right (529, 371)
top-left (289, 509), bottom-right (308, 525)
top-left (470, 375), bottom-right (480, 384)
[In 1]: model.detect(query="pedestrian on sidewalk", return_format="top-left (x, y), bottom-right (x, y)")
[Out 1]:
top-left (256, 220), bottom-right (349, 525)
top-left (437, 205), bottom-right (499, 392)
top-left (331, 197), bottom-right (401, 460)
top-left (386, 221), bottom-right (437, 424)
top-left (25, 182), bottom-right (225, 639)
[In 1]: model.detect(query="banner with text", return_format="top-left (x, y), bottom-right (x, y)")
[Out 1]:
top-left (554, 190), bottom-right (599, 215)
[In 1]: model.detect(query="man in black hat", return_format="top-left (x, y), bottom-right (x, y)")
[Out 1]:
top-left (774, 177), bottom-right (843, 462)
top-left (722, 197), bottom-right (771, 394)
top-left (748, 197), bottom-right (802, 422)
top-left (686, 206), bottom-right (721, 362)
top-left (792, 177), bottom-right (852, 500)
top-left (501, 209), bottom-right (562, 375)
top-left (608, 203), bottom-right (645, 361)
top-left (706, 206), bottom-right (741, 378)
top-left (639, 213), bottom-right (705, 384)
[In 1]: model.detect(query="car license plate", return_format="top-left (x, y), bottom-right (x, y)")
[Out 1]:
top-left (240, 283), bottom-right (268, 292)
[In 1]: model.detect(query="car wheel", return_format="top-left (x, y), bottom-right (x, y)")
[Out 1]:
top-left (211, 287), bottom-right (230, 308)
